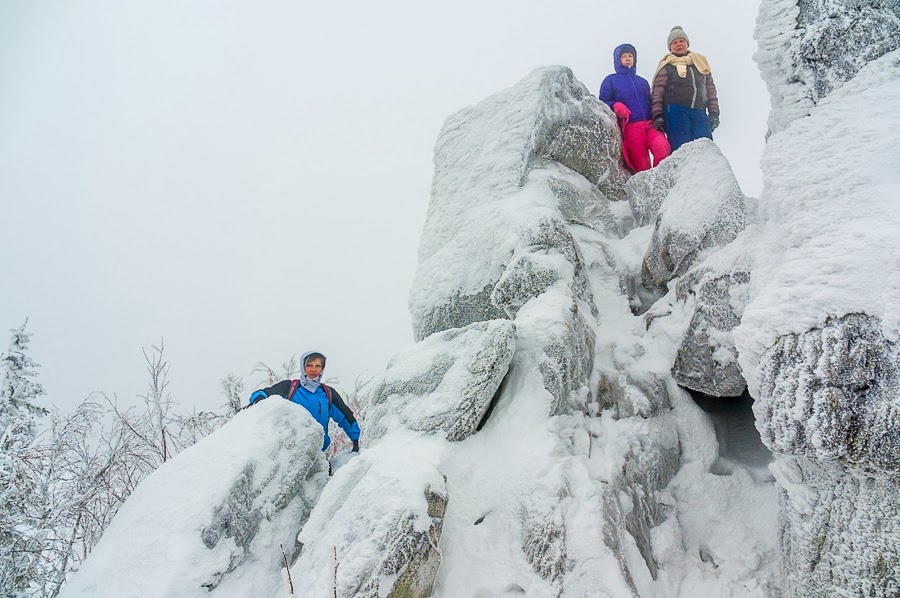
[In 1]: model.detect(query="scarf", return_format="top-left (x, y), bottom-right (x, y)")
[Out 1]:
top-left (300, 374), bottom-right (321, 393)
top-left (654, 51), bottom-right (711, 79)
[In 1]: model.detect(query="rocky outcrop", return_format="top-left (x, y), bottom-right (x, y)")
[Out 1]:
top-left (743, 4), bottom-right (900, 595)
top-left (410, 66), bottom-right (629, 342)
top-left (672, 271), bottom-right (750, 397)
top-left (361, 319), bottom-right (515, 444)
top-left (771, 456), bottom-right (899, 597)
top-left (755, 0), bottom-right (900, 134)
top-left (60, 400), bottom-right (327, 598)
top-left (755, 315), bottom-right (899, 595)
top-left (636, 140), bottom-right (748, 293)
top-left (756, 314), bottom-right (899, 471)
top-left (292, 444), bottom-right (448, 598)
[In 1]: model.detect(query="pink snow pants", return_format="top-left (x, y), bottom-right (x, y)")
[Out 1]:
top-left (623, 120), bottom-right (671, 172)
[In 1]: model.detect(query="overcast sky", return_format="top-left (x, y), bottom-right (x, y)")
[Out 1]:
top-left (0, 1), bottom-right (768, 413)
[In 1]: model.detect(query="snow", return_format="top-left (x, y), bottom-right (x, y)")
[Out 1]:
top-left (734, 49), bottom-right (900, 395)
top-left (59, 399), bottom-right (327, 598)
top-left (409, 66), bottom-right (624, 341)
top-left (291, 430), bottom-right (448, 597)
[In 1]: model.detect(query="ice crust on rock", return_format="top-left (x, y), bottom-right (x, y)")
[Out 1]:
top-left (59, 400), bottom-right (327, 598)
top-left (410, 66), bottom-right (628, 342)
top-left (636, 139), bottom-right (749, 292)
top-left (755, 0), bottom-right (900, 134)
top-left (672, 271), bottom-right (750, 397)
top-left (740, 4), bottom-right (900, 594)
top-left (291, 434), bottom-right (448, 598)
top-left (361, 319), bottom-right (515, 444)
top-left (756, 314), bottom-right (899, 469)
top-left (771, 456), bottom-right (899, 597)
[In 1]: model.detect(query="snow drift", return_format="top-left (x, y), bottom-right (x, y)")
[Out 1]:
top-left (59, 400), bottom-right (328, 598)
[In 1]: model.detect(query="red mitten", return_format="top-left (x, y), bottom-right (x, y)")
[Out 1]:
top-left (613, 102), bottom-right (630, 120)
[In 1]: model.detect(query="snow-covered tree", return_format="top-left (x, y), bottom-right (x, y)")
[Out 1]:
top-left (220, 373), bottom-right (244, 416)
top-left (0, 320), bottom-right (47, 450)
top-left (0, 320), bottom-right (48, 596)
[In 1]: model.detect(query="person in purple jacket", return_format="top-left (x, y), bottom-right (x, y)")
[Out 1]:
top-left (599, 43), bottom-right (671, 172)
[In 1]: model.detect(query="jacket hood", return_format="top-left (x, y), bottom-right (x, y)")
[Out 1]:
top-left (301, 350), bottom-right (326, 370)
top-left (613, 43), bottom-right (637, 75)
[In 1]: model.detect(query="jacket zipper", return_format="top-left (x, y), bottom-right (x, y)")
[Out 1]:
top-left (628, 77), bottom-right (643, 121)
top-left (690, 68), bottom-right (697, 108)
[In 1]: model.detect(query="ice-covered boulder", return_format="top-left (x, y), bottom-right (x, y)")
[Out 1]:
top-left (755, 316), bottom-right (899, 595)
top-left (740, 5), bottom-right (900, 592)
top-left (672, 270), bottom-right (750, 397)
top-left (636, 140), bottom-right (749, 292)
top-left (60, 400), bottom-right (327, 598)
top-left (410, 66), bottom-right (628, 341)
top-left (755, 313), bottom-right (899, 470)
top-left (291, 435), bottom-right (448, 598)
top-left (361, 319), bottom-right (515, 444)
top-left (755, 0), bottom-right (900, 134)
top-left (771, 456), bottom-right (899, 597)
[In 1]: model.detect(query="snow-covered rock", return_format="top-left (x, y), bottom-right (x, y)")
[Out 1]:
top-left (742, 3), bottom-right (900, 593)
top-left (361, 319), bottom-right (515, 444)
top-left (291, 434), bottom-right (448, 598)
top-left (636, 140), bottom-right (749, 292)
top-left (672, 270), bottom-right (750, 397)
top-left (755, 0), bottom-right (900, 134)
top-left (771, 456), bottom-right (899, 597)
top-left (410, 66), bottom-right (628, 342)
top-left (756, 313), bottom-right (899, 469)
top-left (60, 400), bottom-right (327, 598)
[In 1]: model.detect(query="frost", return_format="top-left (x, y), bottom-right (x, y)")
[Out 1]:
top-left (637, 140), bottom-right (749, 292)
top-left (59, 400), bottom-right (327, 598)
top-left (361, 319), bottom-right (515, 444)
top-left (409, 66), bottom-right (628, 341)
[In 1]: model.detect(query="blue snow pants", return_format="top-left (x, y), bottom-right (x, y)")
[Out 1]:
top-left (665, 103), bottom-right (713, 152)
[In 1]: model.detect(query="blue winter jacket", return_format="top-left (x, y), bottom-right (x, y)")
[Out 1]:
top-left (598, 44), bottom-right (653, 123)
top-left (250, 381), bottom-right (361, 451)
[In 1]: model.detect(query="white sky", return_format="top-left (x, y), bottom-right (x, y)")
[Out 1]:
top-left (0, 1), bottom-right (767, 412)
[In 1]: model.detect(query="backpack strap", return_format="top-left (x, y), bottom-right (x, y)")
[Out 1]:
top-left (286, 379), bottom-right (300, 401)
top-left (287, 380), bottom-right (332, 406)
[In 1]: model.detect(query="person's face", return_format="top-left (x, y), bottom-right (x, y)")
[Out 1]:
top-left (305, 358), bottom-right (324, 378)
top-left (670, 38), bottom-right (688, 55)
top-left (620, 52), bottom-right (635, 68)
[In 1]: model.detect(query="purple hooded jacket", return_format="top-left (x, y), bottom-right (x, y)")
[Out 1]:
top-left (598, 44), bottom-right (653, 123)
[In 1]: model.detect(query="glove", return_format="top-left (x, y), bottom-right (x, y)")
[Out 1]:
top-left (351, 440), bottom-right (360, 453)
top-left (708, 114), bottom-right (720, 131)
top-left (612, 102), bottom-right (630, 120)
top-left (249, 390), bottom-right (267, 406)
top-left (653, 117), bottom-right (666, 132)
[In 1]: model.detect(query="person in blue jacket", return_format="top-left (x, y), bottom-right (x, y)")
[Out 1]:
top-left (249, 351), bottom-right (360, 453)
top-left (599, 43), bottom-right (671, 172)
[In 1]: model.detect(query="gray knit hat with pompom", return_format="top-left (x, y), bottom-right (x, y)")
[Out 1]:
top-left (667, 26), bottom-right (689, 49)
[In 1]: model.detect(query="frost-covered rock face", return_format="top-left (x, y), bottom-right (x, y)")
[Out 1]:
top-left (743, 7), bottom-right (900, 594)
top-left (755, 0), bottom-right (900, 134)
top-left (410, 66), bottom-right (628, 342)
top-left (538, 303), bottom-right (596, 416)
top-left (597, 371), bottom-right (671, 419)
top-left (756, 314), bottom-right (899, 470)
top-left (292, 437), bottom-right (448, 598)
top-left (672, 271), bottom-right (750, 397)
top-left (60, 400), bottom-right (327, 598)
top-left (771, 456), bottom-right (899, 597)
top-left (361, 319), bottom-right (515, 444)
top-left (636, 140), bottom-right (748, 292)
